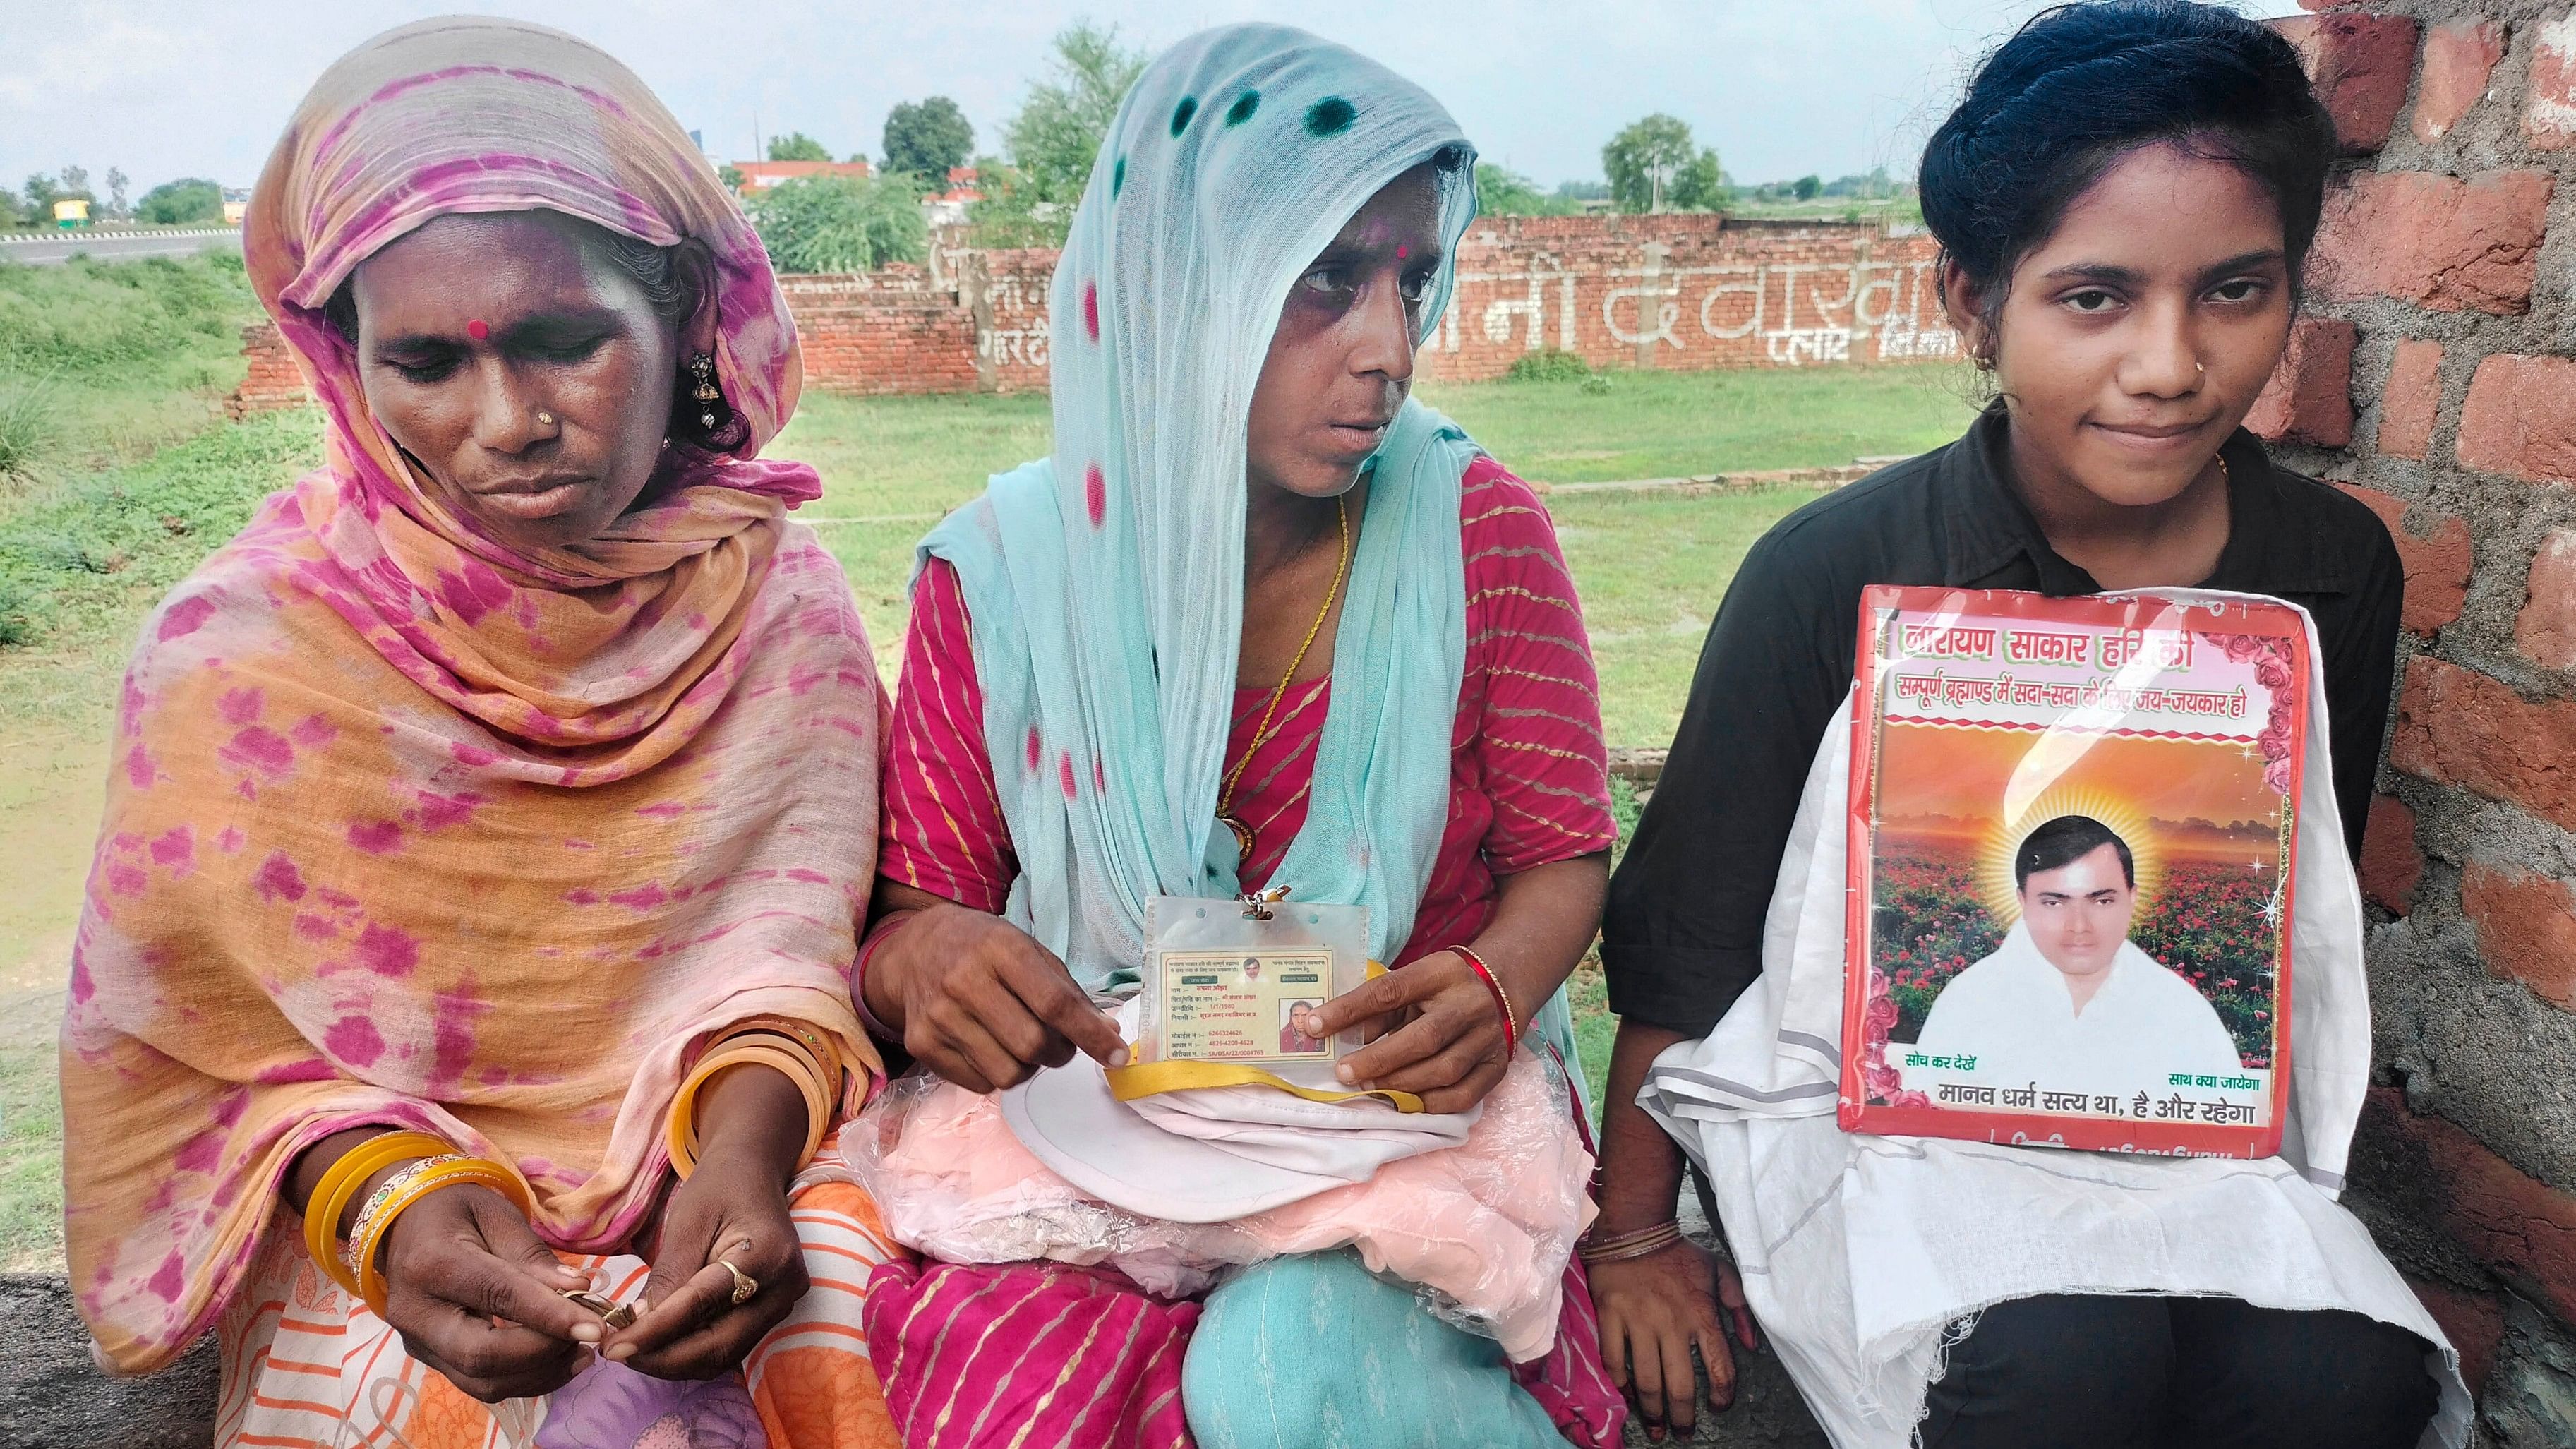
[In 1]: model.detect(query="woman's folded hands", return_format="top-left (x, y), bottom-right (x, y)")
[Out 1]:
top-left (601, 1061), bottom-right (812, 1378)
top-left (301, 1057), bottom-right (823, 1401)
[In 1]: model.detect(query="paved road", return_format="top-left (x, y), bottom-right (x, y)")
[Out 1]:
top-left (0, 228), bottom-right (242, 265)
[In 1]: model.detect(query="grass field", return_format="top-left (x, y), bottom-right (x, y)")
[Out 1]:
top-left (774, 367), bottom-right (1978, 711)
top-left (0, 252), bottom-right (1976, 1269)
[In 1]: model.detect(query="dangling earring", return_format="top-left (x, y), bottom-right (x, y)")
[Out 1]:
top-left (689, 352), bottom-right (724, 432)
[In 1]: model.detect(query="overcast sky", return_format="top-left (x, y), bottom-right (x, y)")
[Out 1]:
top-left (4, 0), bottom-right (2303, 199)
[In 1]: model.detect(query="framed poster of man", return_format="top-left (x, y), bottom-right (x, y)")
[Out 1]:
top-left (1836, 587), bottom-right (2308, 1158)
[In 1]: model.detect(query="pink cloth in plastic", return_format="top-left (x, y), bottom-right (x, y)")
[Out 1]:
top-left (841, 1048), bottom-right (1595, 1362)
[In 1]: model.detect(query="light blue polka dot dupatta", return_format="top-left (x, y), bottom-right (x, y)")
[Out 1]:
top-left (920, 25), bottom-right (1493, 997)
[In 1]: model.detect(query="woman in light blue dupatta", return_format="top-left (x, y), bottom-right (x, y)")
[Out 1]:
top-left (859, 23), bottom-right (1626, 1448)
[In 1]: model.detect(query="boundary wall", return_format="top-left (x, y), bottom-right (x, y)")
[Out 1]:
top-left (2243, 6), bottom-right (2576, 1442)
top-left (227, 215), bottom-right (1957, 413)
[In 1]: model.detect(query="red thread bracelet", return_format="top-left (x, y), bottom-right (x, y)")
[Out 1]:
top-left (1454, 944), bottom-right (1519, 1055)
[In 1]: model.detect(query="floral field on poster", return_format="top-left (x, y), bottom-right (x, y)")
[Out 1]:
top-left (1837, 587), bottom-right (2308, 1158)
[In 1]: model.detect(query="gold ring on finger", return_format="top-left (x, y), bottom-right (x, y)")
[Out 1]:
top-left (716, 1257), bottom-right (758, 1306)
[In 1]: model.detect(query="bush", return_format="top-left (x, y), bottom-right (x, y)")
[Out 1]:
top-left (747, 174), bottom-right (927, 275)
top-left (0, 375), bottom-right (55, 476)
top-left (1506, 348), bottom-right (1593, 384)
top-left (0, 409), bottom-right (318, 651)
top-left (1476, 164), bottom-right (1574, 218)
top-left (0, 577), bottom-right (31, 647)
top-left (136, 178), bottom-right (223, 226)
top-left (0, 252), bottom-right (255, 377)
top-left (766, 132), bottom-right (833, 163)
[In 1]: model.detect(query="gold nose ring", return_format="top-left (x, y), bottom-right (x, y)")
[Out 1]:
top-left (537, 410), bottom-right (556, 426)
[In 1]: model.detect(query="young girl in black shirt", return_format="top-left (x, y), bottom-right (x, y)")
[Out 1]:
top-left (1589, 4), bottom-right (2453, 1445)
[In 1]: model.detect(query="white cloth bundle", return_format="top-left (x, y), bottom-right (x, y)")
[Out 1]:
top-left (1637, 589), bottom-right (2472, 1448)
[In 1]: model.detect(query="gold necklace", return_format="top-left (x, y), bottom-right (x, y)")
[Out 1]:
top-left (1217, 495), bottom-right (1349, 866)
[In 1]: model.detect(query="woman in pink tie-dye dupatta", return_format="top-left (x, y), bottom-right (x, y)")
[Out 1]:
top-left (60, 18), bottom-right (901, 1448)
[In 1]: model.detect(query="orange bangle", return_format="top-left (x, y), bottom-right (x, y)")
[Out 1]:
top-left (1454, 945), bottom-right (1519, 1055)
top-left (666, 1038), bottom-right (830, 1179)
top-left (350, 1158), bottom-right (532, 1318)
top-left (729, 1016), bottom-right (848, 1091)
top-left (301, 1130), bottom-right (454, 1299)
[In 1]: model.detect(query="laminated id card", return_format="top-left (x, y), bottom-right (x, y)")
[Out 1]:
top-left (1131, 894), bottom-right (1371, 1074)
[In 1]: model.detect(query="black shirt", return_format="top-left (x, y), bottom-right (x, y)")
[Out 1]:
top-left (1601, 405), bottom-right (2406, 1038)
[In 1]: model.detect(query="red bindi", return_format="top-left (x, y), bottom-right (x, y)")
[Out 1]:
top-left (466, 319), bottom-right (489, 340)
top-left (1396, 243), bottom-right (1409, 260)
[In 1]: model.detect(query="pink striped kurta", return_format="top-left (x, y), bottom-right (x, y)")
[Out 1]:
top-left (882, 457), bottom-right (1618, 966)
top-left (869, 459), bottom-right (1625, 1448)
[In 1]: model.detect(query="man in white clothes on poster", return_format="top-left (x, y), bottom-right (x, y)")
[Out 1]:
top-left (1913, 814), bottom-right (2246, 1100)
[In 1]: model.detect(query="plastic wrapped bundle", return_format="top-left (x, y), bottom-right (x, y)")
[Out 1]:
top-left (840, 1047), bottom-right (1594, 1361)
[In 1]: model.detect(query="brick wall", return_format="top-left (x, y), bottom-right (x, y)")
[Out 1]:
top-left (2256, 4), bottom-right (2576, 1441)
top-left (225, 321), bottom-right (307, 419)
top-left (779, 265), bottom-right (984, 397)
top-left (1424, 213), bottom-right (1953, 380)
top-left (228, 217), bottom-right (1957, 414)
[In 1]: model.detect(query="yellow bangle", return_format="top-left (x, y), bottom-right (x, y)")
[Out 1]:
top-left (729, 1016), bottom-right (847, 1092)
top-left (302, 1130), bottom-right (454, 1299)
top-left (666, 1040), bottom-right (830, 1178)
top-left (350, 1157), bottom-right (532, 1318)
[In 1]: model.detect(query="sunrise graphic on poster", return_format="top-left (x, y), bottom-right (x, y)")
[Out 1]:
top-left (1838, 587), bottom-right (2309, 1159)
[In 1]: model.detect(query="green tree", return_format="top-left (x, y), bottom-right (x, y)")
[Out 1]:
top-left (1669, 148), bottom-right (1728, 211)
top-left (137, 177), bottom-right (223, 225)
top-left (105, 167), bottom-right (130, 221)
top-left (882, 97), bottom-right (975, 184)
top-left (1793, 174), bottom-right (1822, 201)
top-left (718, 164), bottom-right (747, 192)
top-left (1601, 114), bottom-right (1697, 213)
top-left (766, 131), bottom-right (833, 162)
top-left (25, 170), bottom-right (94, 220)
top-left (1474, 162), bottom-right (1567, 217)
top-left (748, 172), bottom-right (927, 274)
top-left (972, 20), bottom-right (1148, 246)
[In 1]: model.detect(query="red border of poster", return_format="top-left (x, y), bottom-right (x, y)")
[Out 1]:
top-left (1836, 587), bottom-right (2306, 1159)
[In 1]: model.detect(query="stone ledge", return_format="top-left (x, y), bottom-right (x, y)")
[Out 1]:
top-left (0, 1274), bottom-right (215, 1449)
top-left (0, 1186), bottom-right (1834, 1447)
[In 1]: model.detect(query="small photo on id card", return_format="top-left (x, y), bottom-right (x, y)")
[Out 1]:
top-left (1135, 896), bottom-right (1371, 1071)
top-left (1160, 950), bottom-right (1334, 1061)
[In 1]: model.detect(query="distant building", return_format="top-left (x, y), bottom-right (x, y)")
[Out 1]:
top-left (222, 201), bottom-right (248, 226)
top-left (923, 166), bottom-right (982, 228)
top-left (729, 159), bottom-right (873, 196)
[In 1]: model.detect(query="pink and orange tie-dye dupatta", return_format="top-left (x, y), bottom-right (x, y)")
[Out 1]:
top-left (61, 16), bottom-right (884, 1374)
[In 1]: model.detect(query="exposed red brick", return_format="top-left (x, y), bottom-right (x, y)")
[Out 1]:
top-left (2407, 1275), bottom-right (2505, 1393)
top-left (2521, 531), bottom-right (2576, 671)
top-left (2359, 1088), bottom-right (2576, 1325)
top-left (2376, 338), bottom-right (2443, 461)
top-left (2416, 20), bottom-right (2508, 143)
top-left (2245, 318), bottom-right (2354, 447)
top-left (2311, 170), bottom-right (2553, 314)
top-left (2391, 657), bottom-right (2576, 830)
top-left (226, 320), bottom-right (311, 418)
top-left (2526, 11), bottom-right (2576, 149)
top-left (2360, 795), bottom-right (2423, 915)
top-left (2274, 14), bottom-right (2421, 152)
top-left (2335, 484), bottom-right (2471, 634)
top-left (2458, 354), bottom-right (2576, 483)
top-left (2462, 859), bottom-right (2576, 1009)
